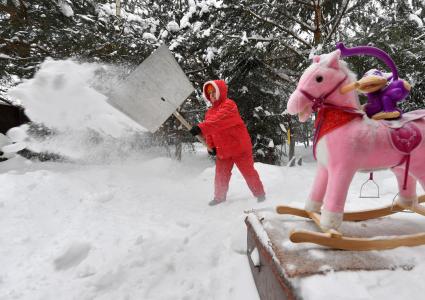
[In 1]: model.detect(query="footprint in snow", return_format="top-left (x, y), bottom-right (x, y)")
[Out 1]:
top-left (54, 242), bottom-right (91, 271)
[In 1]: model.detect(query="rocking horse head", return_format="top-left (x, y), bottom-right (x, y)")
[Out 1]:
top-left (287, 50), bottom-right (360, 122)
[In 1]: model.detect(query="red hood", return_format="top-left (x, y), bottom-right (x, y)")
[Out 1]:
top-left (203, 80), bottom-right (228, 106)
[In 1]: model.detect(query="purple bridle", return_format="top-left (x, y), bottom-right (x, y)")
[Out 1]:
top-left (299, 75), bottom-right (348, 112)
top-left (298, 73), bottom-right (363, 160)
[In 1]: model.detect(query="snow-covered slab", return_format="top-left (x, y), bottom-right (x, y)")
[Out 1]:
top-left (246, 213), bottom-right (297, 300)
top-left (111, 44), bottom-right (194, 132)
top-left (246, 210), bottom-right (424, 299)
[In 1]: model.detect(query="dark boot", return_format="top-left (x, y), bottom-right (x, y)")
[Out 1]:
top-left (257, 195), bottom-right (266, 202)
top-left (208, 198), bottom-right (225, 206)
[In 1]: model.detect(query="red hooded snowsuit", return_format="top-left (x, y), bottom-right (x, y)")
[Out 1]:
top-left (198, 80), bottom-right (265, 201)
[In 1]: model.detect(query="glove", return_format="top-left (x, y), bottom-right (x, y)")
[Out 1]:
top-left (189, 125), bottom-right (201, 136)
top-left (208, 147), bottom-right (217, 156)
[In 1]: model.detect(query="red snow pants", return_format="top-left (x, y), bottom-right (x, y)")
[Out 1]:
top-left (214, 151), bottom-right (265, 201)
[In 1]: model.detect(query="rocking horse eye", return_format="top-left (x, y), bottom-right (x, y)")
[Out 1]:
top-left (316, 75), bottom-right (324, 83)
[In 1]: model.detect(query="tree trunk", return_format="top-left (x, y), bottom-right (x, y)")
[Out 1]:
top-left (116, 0), bottom-right (121, 17)
top-left (313, 0), bottom-right (322, 45)
top-left (288, 124), bottom-right (295, 163)
top-left (175, 142), bottom-right (182, 161)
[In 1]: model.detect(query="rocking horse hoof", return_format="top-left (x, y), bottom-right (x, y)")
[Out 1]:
top-left (320, 210), bottom-right (343, 231)
top-left (372, 111), bottom-right (401, 120)
top-left (304, 199), bottom-right (322, 213)
top-left (396, 195), bottom-right (418, 207)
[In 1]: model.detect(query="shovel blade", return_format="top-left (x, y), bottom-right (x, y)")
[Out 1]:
top-left (110, 45), bottom-right (195, 132)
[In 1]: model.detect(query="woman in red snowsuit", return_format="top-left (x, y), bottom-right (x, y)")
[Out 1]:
top-left (190, 80), bottom-right (265, 206)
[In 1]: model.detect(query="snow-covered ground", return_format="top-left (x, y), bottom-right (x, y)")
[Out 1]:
top-left (1, 148), bottom-right (424, 300)
top-left (1, 59), bottom-right (425, 300)
top-left (0, 149), bottom-right (259, 300)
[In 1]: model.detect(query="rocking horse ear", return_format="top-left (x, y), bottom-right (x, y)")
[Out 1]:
top-left (313, 55), bottom-right (320, 63)
top-left (327, 50), bottom-right (341, 70)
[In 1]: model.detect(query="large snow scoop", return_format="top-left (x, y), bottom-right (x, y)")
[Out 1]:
top-left (110, 44), bottom-right (208, 148)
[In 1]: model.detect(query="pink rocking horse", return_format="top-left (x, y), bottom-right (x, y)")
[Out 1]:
top-left (277, 46), bottom-right (425, 250)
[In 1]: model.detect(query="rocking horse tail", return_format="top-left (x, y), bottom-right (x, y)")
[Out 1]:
top-left (392, 155), bottom-right (412, 191)
top-left (336, 43), bottom-right (399, 80)
top-left (403, 155), bottom-right (411, 190)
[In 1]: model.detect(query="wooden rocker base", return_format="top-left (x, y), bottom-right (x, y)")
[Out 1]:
top-left (276, 195), bottom-right (425, 251)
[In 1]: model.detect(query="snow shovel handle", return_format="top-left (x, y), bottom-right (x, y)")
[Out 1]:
top-left (172, 111), bottom-right (212, 151)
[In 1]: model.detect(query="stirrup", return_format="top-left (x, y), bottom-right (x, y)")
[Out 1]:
top-left (359, 172), bottom-right (380, 198)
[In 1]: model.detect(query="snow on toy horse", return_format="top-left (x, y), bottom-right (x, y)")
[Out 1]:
top-left (277, 44), bottom-right (425, 250)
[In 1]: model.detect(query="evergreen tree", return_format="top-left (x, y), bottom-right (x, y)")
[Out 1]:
top-left (1, 0), bottom-right (424, 164)
top-left (194, 0), bottom-right (371, 164)
top-left (338, 0), bottom-right (425, 111)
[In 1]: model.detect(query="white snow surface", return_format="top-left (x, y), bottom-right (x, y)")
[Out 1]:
top-left (1, 148), bottom-right (425, 300)
top-left (0, 152), bottom-right (259, 300)
top-left (2, 60), bottom-right (425, 299)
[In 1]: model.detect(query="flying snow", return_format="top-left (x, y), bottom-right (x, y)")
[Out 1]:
top-left (9, 59), bottom-right (144, 137)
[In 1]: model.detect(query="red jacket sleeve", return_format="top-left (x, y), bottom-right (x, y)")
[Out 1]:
top-left (202, 110), bottom-right (215, 148)
top-left (205, 135), bottom-right (215, 149)
top-left (198, 100), bottom-right (240, 136)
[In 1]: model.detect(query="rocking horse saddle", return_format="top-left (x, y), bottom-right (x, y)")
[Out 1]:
top-left (388, 122), bottom-right (422, 155)
top-left (382, 110), bottom-right (425, 154)
top-left (382, 110), bottom-right (425, 190)
top-left (382, 109), bottom-right (425, 129)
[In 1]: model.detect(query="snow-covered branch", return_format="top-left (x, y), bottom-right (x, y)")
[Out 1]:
top-left (323, 0), bottom-right (350, 43)
top-left (262, 63), bottom-right (296, 84)
top-left (281, 10), bottom-right (315, 32)
top-left (213, 28), bottom-right (305, 57)
top-left (185, 66), bottom-right (209, 75)
top-left (245, 8), bottom-right (311, 48)
top-left (323, 0), bottom-right (368, 29)
top-left (414, 32), bottom-right (425, 40)
top-left (220, 33), bottom-right (276, 42)
top-left (292, 0), bottom-right (315, 8)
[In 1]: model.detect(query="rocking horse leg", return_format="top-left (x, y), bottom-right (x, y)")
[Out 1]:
top-left (392, 167), bottom-right (418, 207)
top-left (403, 164), bottom-right (425, 215)
top-left (321, 167), bottom-right (356, 231)
top-left (305, 164), bottom-right (328, 213)
top-left (411, 167), bottom-right (425, 194)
